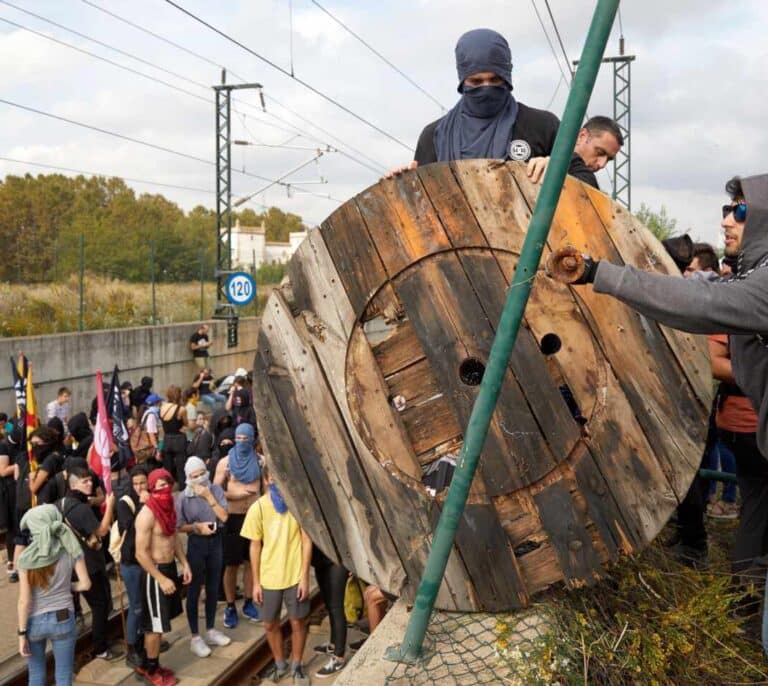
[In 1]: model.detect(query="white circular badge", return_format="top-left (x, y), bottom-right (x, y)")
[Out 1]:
top-left (509, 139), bottom-right (532, 161)
top-left (226, 271), bottom-right (257, 306)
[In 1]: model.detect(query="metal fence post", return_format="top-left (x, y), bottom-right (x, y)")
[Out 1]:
top-left (78, 233), bottom-right (85, 332)
top-left (386, 0), bottom-right (620, 663)
top-left (200, 248), bottom-right (205, 321)
top-left (150, 239), bottom-right (157, 326)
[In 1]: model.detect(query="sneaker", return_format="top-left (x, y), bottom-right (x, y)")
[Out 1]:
top-left (242, 599), bottom-right (260, 622)
top-left (707, 501), bottom-right (739, 520)
top-left (95, 646), bottom-right (124, 661)
top-left (313, 642), bottom-right (335, 655)
top-left (264, 663), bottom-right (291, 683)
top-left (190, 636), bottom-right (212, 658)
top-left (669, 541), bottom-right (708, 569)
top-left (156, 666), bottom-right (178, 686)
top-left (135, 666), bottom-right (167, 686)
top-left (292, 665), bottom-right (309, 686)
top-left (349, 637), bottom-right (367, 651)
top-left (126, 646), bottom-right (146, 668)
top-left (224, 605), bottom-right (238, 629)
top-left (205, 629), bottom-right (232, 647)
top-left (8, 570), bottom-right (18, 583)
top-left (315, 655), bottom-right (345, 679)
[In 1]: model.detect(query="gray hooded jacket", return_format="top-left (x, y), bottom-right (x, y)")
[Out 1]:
top-left (593, 173), bottom-right (768, 457)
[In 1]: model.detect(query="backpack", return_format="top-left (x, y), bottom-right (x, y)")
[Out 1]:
top-left (129, 412), bottom-right (155, 463)
top-left (344, 576), bottom-right (367, 624)
top-left (108, 495), bottom-right (135, 565)
top-left (56, 497), bottom-right (102, 551)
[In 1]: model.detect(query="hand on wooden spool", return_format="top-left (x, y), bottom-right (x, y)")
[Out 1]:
top-left (546, 246), bottom-right (599, 285)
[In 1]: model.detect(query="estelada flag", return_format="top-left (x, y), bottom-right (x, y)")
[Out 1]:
top-left (92, 369), bottom-right (115, 494)
top-left (10, 353), bottom-right (39, 471)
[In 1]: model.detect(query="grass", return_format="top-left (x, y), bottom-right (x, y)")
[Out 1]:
top-left (498, 517), bottom-right (767, 685)
top-left (0, 274), bottom-right (276, 337)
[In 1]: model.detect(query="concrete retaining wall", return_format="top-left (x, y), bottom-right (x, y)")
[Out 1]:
top-left (0, 318), bottom-right (260, 418)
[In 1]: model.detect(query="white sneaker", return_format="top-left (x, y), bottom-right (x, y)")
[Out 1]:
top-left (190, 635), bottom-right (212, 657)
top-left (205, 629), bottom-right (232, 647)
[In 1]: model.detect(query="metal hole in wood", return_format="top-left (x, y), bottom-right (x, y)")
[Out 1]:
top-left (459, 357), bottom-right (485, 386)
top-left (539, 333), bottom-right (562, 356)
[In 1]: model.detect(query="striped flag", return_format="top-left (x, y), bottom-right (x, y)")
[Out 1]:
top-left (10, 353), bottom-right (39, 471)
top-left (93, 369), bottom-right (115, 494)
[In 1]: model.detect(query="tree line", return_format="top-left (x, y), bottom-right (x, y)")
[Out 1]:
top-left (0, 173), bottom-right (307, 283)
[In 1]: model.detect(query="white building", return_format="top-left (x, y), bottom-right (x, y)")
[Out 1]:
top-left (231, 219), bottom-right (307, 269)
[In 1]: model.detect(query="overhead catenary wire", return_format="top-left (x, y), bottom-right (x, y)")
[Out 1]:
top-left (2, 4), bottom-right (384, 178)
top-left (309, 0), bottom-right (447, 112)
top-left (529, 0), bottom-right (572, 85)
top-left (78, 0), bottom-right (388, 173)
top-left (0, 97), bottom-right (296, 188)
top-left (0, 155), bottom-right (213, 194)
top-left (163, 0), bottom-right (413, 152)
top-left (543, 0), bottom-right (574, 81)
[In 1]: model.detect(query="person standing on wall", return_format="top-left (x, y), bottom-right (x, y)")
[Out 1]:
top-left (190, 325), bottom-right (212, 370)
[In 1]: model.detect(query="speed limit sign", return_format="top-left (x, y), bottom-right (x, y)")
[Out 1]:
top-left (225, 271), bottom-right (257, 306)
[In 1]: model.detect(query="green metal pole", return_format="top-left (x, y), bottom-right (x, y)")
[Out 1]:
top-left (699, 468), bottom-right (737, 484)
top-left (78, 233), bottom-right (85, 332)
top-left (388, 0), bottom-right (620, 663)
top-left (150, 239), bottom-right (157, 326)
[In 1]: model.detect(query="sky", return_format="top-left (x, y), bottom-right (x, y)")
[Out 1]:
top-left (2, 0), bottom-right (768, 245)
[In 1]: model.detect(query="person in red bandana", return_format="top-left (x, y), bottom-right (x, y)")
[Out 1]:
top-left (134, 469), bottom-right (191, 686)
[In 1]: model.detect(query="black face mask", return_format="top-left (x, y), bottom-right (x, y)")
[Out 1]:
top-left (462, 85), bottom-right (510, 118)
top-left (32, 444), bottom-right (52, 461)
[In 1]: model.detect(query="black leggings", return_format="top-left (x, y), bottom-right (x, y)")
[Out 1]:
top-left (314, 558), bottom-right (348, 658)
top-left (162, 433), bottom-right (188, 489)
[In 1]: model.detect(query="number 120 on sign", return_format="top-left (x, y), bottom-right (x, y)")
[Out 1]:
top-left (226, 272), bottom-right (257, 306)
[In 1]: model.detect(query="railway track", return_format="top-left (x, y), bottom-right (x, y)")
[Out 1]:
top-left (2, 589), bottom-right (323, 686)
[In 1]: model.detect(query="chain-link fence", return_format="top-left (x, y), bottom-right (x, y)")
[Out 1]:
top-left (386, 524), bottom-right (768, 686)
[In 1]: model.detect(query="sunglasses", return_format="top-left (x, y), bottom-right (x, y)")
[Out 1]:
top-left (722, 203), bottom-right (747, 222)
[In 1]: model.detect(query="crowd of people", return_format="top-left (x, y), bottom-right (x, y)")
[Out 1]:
top-left (2, 354), bottom-right (377, 686)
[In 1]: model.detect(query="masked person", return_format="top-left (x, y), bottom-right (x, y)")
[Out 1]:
top-left (548, 175), bottom-right (768, 584)
top-left (134, 469), bottom-right (191, 686)
top-left (65, 413), bottom-right (93, 460)
top-left (28, 427), bottom-right (65, 506)
top-left (16, 504), bottom-right (92, 686)
top-left (242, 464), bottom-right (312, 685)
top-left (176, 456), bottom-right (230, 657)
top-left (214, 423), bottom-right (262, 629)
top-left (388, 28), bottom-right (593, 184)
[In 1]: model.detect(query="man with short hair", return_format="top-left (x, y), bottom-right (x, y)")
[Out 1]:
top-left (388, 29), bottom-right (595, 185)
top-left (59, 463), bottom-right (118, 660)
top-left (685, 242), bottom-right (721, 277)
top-left (190, 325), bottom-right (212, 370)
top-left (46, 387), bottom-right (71, 433)
top-left (241, 464), bottom-right (312, 686)
top-left (526, 115), bottom-right (623, 187)
top-left (134, 469), bottom-right (191, 686)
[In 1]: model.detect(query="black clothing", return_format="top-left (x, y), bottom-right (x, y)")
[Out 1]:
top-left (190, 331), bottom-right (210, 359)
top-left (59, 493), bottom-right (106, 576)
top-left (117, 493), bottom-right (142, 566)
top-left (66, 413), bottom-right (93, 459)
top-left (36, 450), bottom-right (65, 505)
top-left (161, 405), bottom-right (187, 487)
top-left (415, 103), bottom-right (597, 186)
top-left (130, 378), bottom-right (153, 410)
top-left (312, 548), bottom-right (348, 659)
top-left (83, 570), bottom-right (112, 654)
top-left (160, 405), bottom-right (185, 435)
top-left (0, 439), bottom-right (15, 544)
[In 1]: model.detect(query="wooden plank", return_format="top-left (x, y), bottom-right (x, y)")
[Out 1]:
top-left (496, 257), bottom-right (661, 547)
top-left (450, 159), bottom-right (532, 254)
top-left (356, 172), bottom-right (452, 276)
top-left (416, 163), bottom-right (488, 247)
top-left (252, 333), bottom-right (339, 564)
top-left (584, 189), bottom-right (713, 409)
top-left (262, 291), bottom-right (402, 589)
top-left (394, 251), bottom-right (557, 494)
top-left (287, 232), bottom-right (474, 609)
top-left (456, 249), bottom-right (582, 461)
top-left (533, 478), bottom-right (603, 586)
top-left (371, 318), bottom-right (425, 376)
top-left (321, 203), bottom-right (388, 318)
top-left (431, 502), bottom-right (528, 611)
top-left (508, 164), bottom-right (706, 501)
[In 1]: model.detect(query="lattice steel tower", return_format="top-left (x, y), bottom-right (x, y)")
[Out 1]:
top-left (213, 71), bottom-right (261, 318)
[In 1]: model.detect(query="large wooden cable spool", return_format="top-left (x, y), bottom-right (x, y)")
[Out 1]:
top-left (253, 160), bottom-right (712, 612)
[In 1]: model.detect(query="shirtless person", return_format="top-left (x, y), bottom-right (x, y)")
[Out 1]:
top-left (214, 423), bottom-right (261, 628)
top-left (134, 469), bottom-right (191, 686)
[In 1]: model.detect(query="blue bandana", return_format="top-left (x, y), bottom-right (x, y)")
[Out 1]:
top-left (269, 482), bottom-right (288, 514)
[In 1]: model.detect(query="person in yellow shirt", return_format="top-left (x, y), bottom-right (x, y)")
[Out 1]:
top-left (241, 464), bottom-right (312, 685)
